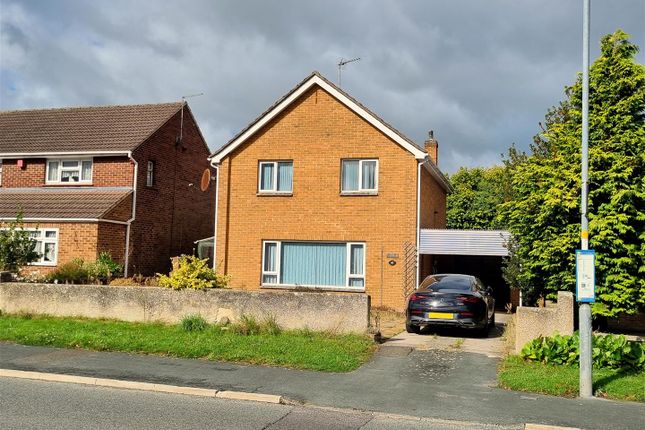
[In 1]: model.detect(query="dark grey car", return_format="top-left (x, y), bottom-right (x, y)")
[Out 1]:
top-left (405, 274), bottom-right (495, 336)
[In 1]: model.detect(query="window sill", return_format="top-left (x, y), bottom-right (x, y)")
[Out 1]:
top-left (261, 284), bottom-right (365, 293)
top-left (44, 183), bottom-right (93, 187)
top-left (340, 191), bottom-right (378, 197)
top-left (28, 262), bottom-right (57, 267)
top-left (257, 192), bottom-right (293, 197)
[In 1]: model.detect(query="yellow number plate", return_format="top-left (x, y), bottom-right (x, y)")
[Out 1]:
top-left (428, 312), bottom-right (454, 319)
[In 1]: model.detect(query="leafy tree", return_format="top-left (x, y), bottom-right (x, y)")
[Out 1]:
top-left (0, 212), bottom-right (39, 272)
top-left (446, 165), bottom-right (510, 229)
top-left (499, 30), bottom-right (645, 316)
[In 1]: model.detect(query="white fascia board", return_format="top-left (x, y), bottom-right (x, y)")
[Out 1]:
top-left (210, 75), bottom-right (427, 164)
top-left (0, 217), bottom-right (127, 224)
top-left (0, 151), bottom-right (130, 159)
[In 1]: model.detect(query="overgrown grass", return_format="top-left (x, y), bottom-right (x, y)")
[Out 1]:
top-left (0, 314), bottom-right (376, 372)
top-left (499, 355), bottom-right (645, 402)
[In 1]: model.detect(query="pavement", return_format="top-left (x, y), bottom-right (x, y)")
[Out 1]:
top-left (1, 332), bottom-right (643, 430)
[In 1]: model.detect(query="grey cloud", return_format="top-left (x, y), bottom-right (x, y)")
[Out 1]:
top-left (1, 0), bottom-right (643, 173)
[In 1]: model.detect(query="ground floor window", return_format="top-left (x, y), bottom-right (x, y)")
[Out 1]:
top-left (27, 228), bottom-right (59, 265)
top-left (262, 241), bottom-right (365, 289)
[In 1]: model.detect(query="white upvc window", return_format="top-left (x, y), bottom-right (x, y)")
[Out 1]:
top-left (341, 159), bottom-right (378, 193)
top-left (46, 158), bottom-right (93, 184)
top-left (261, 240), bottom-right (365, 290)
top-left (28, 228), bottom-right (59, 266)
top-left (146, 160), bottom-right (155, 187)
top-left (258, 161), bottom-right (293, 193)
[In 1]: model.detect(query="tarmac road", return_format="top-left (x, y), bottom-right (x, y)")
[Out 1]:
top-left (1, 377), bottom-right (514, 430)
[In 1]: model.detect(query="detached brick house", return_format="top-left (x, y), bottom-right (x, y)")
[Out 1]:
top-left (0, 102), bottom-right (214, 276)
top-left (209, 72), bottom-right (451, 310)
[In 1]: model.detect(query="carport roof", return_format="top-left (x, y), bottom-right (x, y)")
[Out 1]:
top-left (419, 229), bottom-right (511, 256)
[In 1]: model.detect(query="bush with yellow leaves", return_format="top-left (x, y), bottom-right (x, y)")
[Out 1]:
top-left (157, 255), bottom-right (230, 290)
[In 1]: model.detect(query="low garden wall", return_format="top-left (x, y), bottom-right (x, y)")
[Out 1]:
top-left (514, 291), bottom-right (574, 353)
top-left (0, 283), bottom-right (370, 333)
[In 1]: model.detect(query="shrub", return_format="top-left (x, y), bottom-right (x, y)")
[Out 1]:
top-left (180, 314), bottom-right (208, 332)
top-left (157, 255), bottom-right (229, 290)
top-left (47, 259), bottom-right (90, 284)
top-left (521, 332), bottom-right (644, 371)
top-left (0, 212), bottom-right (39, 272)
top-left (86, 252), bottom-right (123, 282)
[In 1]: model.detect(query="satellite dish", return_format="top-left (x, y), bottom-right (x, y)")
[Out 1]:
top-left (200, 169), bottom-right (211, 192)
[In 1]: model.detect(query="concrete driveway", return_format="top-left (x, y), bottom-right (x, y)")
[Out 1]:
top-left (384, 312), bottom-right (511, 358)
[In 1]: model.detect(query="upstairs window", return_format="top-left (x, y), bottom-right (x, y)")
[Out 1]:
top-left (258, 161), bottom-right (293, 193)
top-left (146, 160), bottom-right (155, 187)
top-left (341, 159), bottom-right (378, 193)
top-left (46, 158), bottom-right (92, 184)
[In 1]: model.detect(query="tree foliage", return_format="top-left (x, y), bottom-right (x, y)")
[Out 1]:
top-left (499, 30), bottom-right (645, 316)
top-left (446, 165), bottom-right (510, 229)
top-left (0, 212), bottom-right (39, 272)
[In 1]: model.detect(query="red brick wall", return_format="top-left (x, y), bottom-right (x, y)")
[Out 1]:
top-left (92, 157), bottom-right (134, 187)
top-left (97, 222), bottom-right (127, 265)
top-left (129, 108), bottom-right (215, 275)
top-left (1, 156), bottom-right (133, 188)
top-left (102, 194), bottom-right (133, 222)
top-left (1, 158), bottom-right (46, 188)
top-left (419, 167), bottom-right (447, 281)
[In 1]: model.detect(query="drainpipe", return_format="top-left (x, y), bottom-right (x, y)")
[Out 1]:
top-left (124, 151), bottom-right (138, 277)
top-left (212, 164), bottom-right (220, 269)
top-left (415, 159), bottom-right (423, 289)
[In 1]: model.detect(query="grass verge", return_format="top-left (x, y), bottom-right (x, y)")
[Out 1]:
top-left (499, 355), bottom-right (645, 402)
top-left (0, 314), bottom-right (376, 372)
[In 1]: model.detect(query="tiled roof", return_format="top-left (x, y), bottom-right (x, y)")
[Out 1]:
top-left (0, 188), bottom-right (132, 219)
top-left (0, 102), bottom-right (183, 154)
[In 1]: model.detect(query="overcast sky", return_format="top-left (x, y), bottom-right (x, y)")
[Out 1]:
top-left (1, 1), bottom-right (643, 173)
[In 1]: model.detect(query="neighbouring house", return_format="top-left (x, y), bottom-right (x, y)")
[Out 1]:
top-left (0, 102), bottom-right (214, 276)
top-left (209, 72), bottom-right (451, 311)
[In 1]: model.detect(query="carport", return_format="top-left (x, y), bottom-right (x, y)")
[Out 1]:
top-left (418, 229), bottom-right (512, 309)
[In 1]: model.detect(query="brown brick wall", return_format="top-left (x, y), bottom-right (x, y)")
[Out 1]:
top-left (129, 108), bottom-right (215, 275)
top-left (97, 222), bottom-right (127, 265)
top-left (419, 168), bottom-right (447, 280)
top-left (102, 194), bottom-right (133, 222)
top-left (216, 87), bottom-right (431, 310)
top-left (19, 222), bottom-right (100, 276)
top-left (1, 156), bottom-right (133, 188)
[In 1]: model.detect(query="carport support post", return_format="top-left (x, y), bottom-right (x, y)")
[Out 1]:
top-left (578, 0), bottom-right (593, 399)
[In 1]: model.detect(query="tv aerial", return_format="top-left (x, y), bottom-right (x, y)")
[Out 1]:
top-left (337, 57), bottom-right (360, 88)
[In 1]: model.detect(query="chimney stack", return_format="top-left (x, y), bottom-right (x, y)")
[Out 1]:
top-left (424, 130), bottom-right (439, 165)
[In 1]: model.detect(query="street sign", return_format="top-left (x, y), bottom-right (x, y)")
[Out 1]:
top-left (576, 250), bottom-right (595, 303)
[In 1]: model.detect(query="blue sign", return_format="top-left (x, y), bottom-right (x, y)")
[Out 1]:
top-left (576, 250), bottom-right (595, 303)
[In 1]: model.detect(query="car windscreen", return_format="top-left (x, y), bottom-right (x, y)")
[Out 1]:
top-left (420, 276), bottom-right (473, 291)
